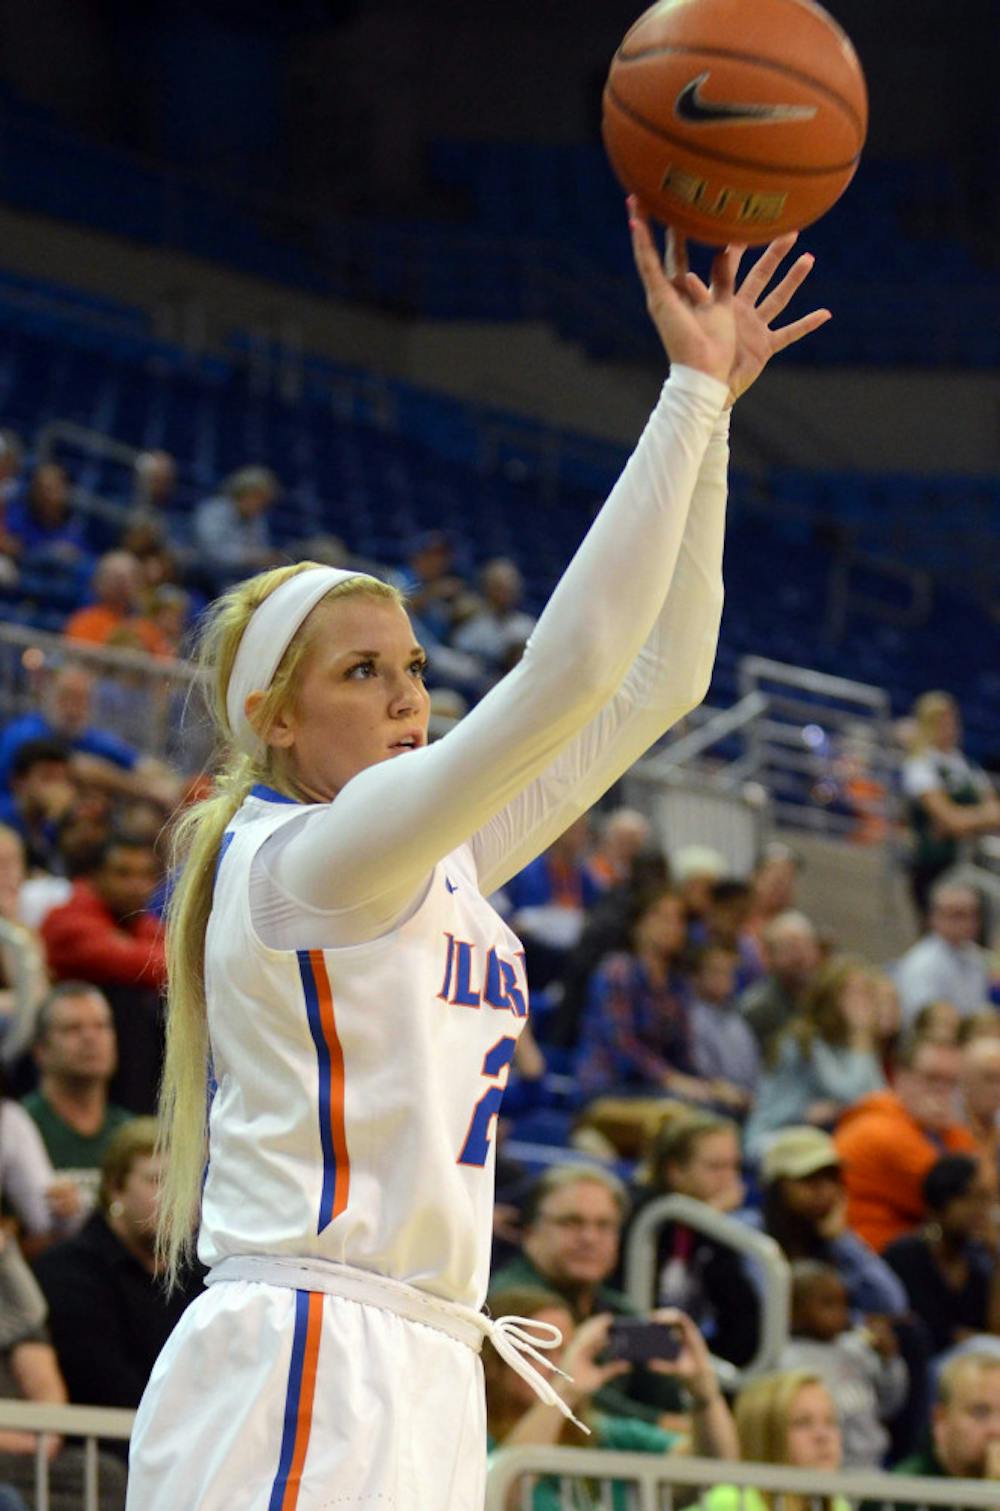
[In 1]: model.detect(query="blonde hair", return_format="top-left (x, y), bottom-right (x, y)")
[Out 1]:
top-left (734, 1371), bottom-right (838, 1511)
top-left (911, 691), bottom-right (957, 753)
top-left (157, 561), bottom-right (403, 1283)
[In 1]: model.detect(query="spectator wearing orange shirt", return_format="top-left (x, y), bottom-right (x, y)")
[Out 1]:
top-left (64, 551), bottom-right (171, 659)
top-left (834, 1036), bottom-right (977, 1253)
top-left (41, 837), bottom-right (165, 1114)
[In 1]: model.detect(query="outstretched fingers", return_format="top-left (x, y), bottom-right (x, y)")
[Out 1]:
top-left (737, 232), bottom-right (799, 306)
top-left (771, 306), bottom-right (832, 351)
top-left (757, 252), bottom-right (819, 324)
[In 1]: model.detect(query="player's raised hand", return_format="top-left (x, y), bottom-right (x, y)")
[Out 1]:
top-left (628, 195), bottom-right (738, 389)
top-left (701, 232), bottom-right (831, 406)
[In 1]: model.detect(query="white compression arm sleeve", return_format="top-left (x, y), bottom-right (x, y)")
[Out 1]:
top-left (253, 364), bottom-right (729, 948)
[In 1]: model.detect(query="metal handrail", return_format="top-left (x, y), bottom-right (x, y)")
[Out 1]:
top-left (0, 1400), bottom-right (134, 1511)
top-left (486, 1446), bottom-right (1000, 1511)
top-left (634, 693), bottom-right (770, 782)
top-left (622, 1195), bottom-right (790, 1388)
top-left (738, 656), bottom-right (890, 715)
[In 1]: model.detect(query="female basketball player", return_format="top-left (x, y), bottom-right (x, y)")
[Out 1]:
top-left (126, 205), bottom-right (830, 1510)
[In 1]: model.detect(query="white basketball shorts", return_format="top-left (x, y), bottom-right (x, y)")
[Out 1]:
top-left (126, 1278), bottom-right (487, 1511)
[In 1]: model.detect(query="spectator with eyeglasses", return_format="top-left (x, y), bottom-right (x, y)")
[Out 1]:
top-left (834, 1036), bottom-right (977, 1253)
top-left (490, 1164), bottom-right (686, 1427)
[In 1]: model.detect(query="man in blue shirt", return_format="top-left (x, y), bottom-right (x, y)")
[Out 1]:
top-left (0, 664), bottom-right (176, 809)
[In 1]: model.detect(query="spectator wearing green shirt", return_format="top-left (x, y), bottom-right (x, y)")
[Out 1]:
top-left (22, 982), bottom-right (131, 1220)
top-left (490, 1164), bottom-right (679, 1425)
top-left (485, 1285), bottom-right (737, 1511)
top-left (893, 1349), bottom-right (1000, 1483)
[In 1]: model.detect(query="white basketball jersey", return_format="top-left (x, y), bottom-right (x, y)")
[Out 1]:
top-left (198, 785), bottom-right (528, 1309)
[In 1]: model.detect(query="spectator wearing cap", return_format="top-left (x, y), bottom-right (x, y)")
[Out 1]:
top-left (33, 1118), bottom-right (203, 1424)
top-left (41, 836), bottom-right (165, 1114)
top-left (64, 551), bottom-right (172, 659)
top-left (193, 466), bottom-right (281, 586)
top-left (739, 1127), bottom-right (907, 1319)
top-left (0, 740), bottom-right (75, 876)
top-left (835, 1036), bottom-right (977, 1253)
top-left (744, 958), bottom-right (885, 1161)
top-left (671, 845), bottom-right (727, 944)
top-left (894, 880), bottom-right (991, 1027)
top-left (737, 910), bottom-right (821, 1055)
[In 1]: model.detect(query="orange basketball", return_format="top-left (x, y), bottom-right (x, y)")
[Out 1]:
top-left (602, 0), bottom-right (867, 244)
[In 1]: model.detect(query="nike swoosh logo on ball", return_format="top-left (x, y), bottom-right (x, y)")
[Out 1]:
top-left (675, 72), bottom-right (818, 126)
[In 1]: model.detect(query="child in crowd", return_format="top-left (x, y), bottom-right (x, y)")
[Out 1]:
top-left (688, 942), bottom-right (761, 1116)
top-left (778, 1261), bottom-right (907, 1468)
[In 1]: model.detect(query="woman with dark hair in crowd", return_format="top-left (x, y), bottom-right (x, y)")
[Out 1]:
top-left (883, 1154), bottom-right (1000, 1358)
top-left (744, 958), bottom-right (885, 1160)
top-left (574, 886), bottom-right (714, 1109)
top-left (625, 1111), bottom-right (760, 1366)
top-left (550, 853), bottom-right (670, 1049)
top-left (741, 1127), bottom-right (906, 1319)
top-left (33, 1117), bottom-right (202, 1423)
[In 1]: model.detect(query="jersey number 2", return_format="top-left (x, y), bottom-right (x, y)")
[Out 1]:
top-left (458, 1036), bottom-right (517, 1167)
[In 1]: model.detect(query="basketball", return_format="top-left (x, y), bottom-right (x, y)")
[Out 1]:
top-left (602, 0), bottom-right (868, 244)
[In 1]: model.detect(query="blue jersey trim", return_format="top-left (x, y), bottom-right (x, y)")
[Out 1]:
top-left (268, 1291), bottom-right (310, 1510)
top-left (250, 783), bottom-right (302, 805)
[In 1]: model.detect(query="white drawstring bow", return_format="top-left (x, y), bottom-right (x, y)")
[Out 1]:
top-left (485, 1313), bottom-right (590, 1435)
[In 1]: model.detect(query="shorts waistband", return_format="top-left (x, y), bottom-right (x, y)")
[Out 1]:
top-left (206, 1254), bottom-right (586, 1432)
top-left (206, 1255), bottom-right (486, 1352)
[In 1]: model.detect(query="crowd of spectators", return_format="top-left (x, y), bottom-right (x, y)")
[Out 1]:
top-left (0, 438), bottom-right (998, 1505)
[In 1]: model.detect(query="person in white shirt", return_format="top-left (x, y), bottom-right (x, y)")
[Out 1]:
top-left (895, 880), bottom-right (991, 1026)
top-left (127, 205), bottom-right (832, 1511)
top-left (902, 691), bottom-right (1000, 917)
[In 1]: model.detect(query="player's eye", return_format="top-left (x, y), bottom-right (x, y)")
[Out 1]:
top-left (346, 659), bottom-right (376, 679)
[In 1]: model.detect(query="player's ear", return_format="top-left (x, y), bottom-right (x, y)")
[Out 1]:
top-left (246, 689), bottom-right (295, 749)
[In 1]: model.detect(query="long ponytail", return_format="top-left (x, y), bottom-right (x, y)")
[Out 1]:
top-left (156, 562), bottom-right (403, 1284)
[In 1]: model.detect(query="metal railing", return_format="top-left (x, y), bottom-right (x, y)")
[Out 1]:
top-left (485, 1447), bottom-right (1000, 1511)
top-left (622, 1195), bottom-right (790, 1389)
top-left (0, 1400), bottom-right (133, 1511)
top-left (0, 623), bottom-right (210, 771)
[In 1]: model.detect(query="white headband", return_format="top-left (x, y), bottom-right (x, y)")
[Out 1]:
top-left (226, 566), bottom-right (369, 758)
